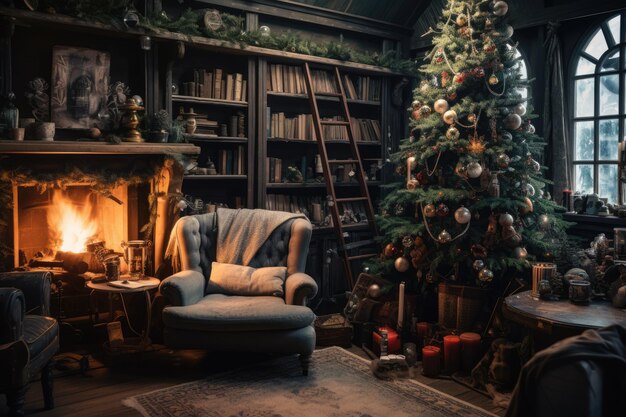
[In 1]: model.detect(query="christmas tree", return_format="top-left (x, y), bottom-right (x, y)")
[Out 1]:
top-left (370, 0), bottom-right (569, 289)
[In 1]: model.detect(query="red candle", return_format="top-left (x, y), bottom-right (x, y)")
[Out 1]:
top-left (460, 332), bottom-right (482, 373)
top-left (421, 345), bottom-right (441, 377)
top-left (443, 335), bottom-right (461, 374)
top-left (416, 322), bottom-right (429, 348)
top-left (372, 326), bottom-right (401, 355)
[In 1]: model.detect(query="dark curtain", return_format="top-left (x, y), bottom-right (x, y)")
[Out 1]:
top-left (543, 22), bottom-right (571, 205)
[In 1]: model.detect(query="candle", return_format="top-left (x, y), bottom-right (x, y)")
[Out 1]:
top-left (443, 335), bottom-right (461, 374)
top-left (416, 322), bottom-right (429, 348)
top-left (422, 345), bottom-right (441, 377)
top-left (398, 281), bottom-right (405, 330)
top-left (407, 156), bottom-right (415, 183)
top-left (372, 326), bottom-right (401, 355)
top-left (460, 332), bottom-right (482, 373)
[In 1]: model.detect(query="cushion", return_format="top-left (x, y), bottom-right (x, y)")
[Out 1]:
top-left (162, 293), bottom-right (315, 332)
top-left (23, 315), bottom-right (58, 358)
top-left (207, 262), bottom-right (286, 297)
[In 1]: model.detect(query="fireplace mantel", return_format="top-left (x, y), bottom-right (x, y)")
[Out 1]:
top-left (0, 140), bottom-right (200, 156)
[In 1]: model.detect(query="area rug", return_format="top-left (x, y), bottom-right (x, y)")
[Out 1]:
top-left (123, 346), bottom-right (496, 417)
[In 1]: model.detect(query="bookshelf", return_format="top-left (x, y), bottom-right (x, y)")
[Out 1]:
top-left (170, 48), bottom-right (256, 209)
top-left (257, 58), bottom-right (388, 236)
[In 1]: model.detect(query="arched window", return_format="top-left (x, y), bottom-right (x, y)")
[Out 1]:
top-left (571, 12), bottom-right (624, 204)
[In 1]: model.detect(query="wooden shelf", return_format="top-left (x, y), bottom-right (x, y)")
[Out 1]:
top-left (184, 175), bottom-right (247, 180)
top-left (185, 135), bottom-right (248, 144)
top-left (172, 95), bottom-right (248, 108)
top-left (266, 91), bottom-right (381, 106)
top-left (0, 140), bottom-right (200, 155)
top-left (267, 181), bottom-right (381, 189)
top-left (0, 7), bottom-right (405, 77)
top-left (267, 138), bottom-right (381, 146)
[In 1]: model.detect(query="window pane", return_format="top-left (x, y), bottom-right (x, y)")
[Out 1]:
top-left (608, 15), bottom-right (621, 44)
top-left (574, 121), bottom-right (594, 160)
top-left (599, 75), bottom-right (619, 115)
top-left (599, 165), bottom-right (618, 204)
top-left (575, 78), bottom-right (594, 117)
top-left (601, 50), bottom-right (619, 72)
top-left (599, 119), bottom-right (619, 160)
top-left (575, 165), bottom-right (595, 195)
top-left (584, 29), bottom-right (608, 59)
top-left (576, 57), bottom-right (596, 76)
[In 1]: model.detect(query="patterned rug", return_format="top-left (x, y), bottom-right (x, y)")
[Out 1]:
top-left (123, 347), bottom-right (496, 417)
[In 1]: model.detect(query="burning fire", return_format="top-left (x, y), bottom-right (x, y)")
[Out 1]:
top-left (48, 190), bottom-right (98, 253)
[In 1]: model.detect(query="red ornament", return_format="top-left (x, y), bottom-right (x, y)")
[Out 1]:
top-left (470, 244), bottom-right (488, 258)
top-left (447, 92), bottom-right (458, 101)
top-left (471, 67), bottom-right (485, 78)
top-left (436, 203), bottom-right (450, 217)
top-left (454, 72), bottom-right (466, 84)
top-left (412, 110), bottom-right (421, 120)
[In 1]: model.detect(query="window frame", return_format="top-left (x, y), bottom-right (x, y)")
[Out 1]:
top-left (570, 11), bottom-right (625, 203)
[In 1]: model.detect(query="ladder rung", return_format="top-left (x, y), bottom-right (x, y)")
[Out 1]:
top-left (320, 120), bottom-right (350, 126)
top-left (328, 159), bottom-right (359, 164)
top-left (315, 92), bottom-right (342, 97)
top-left (336, 197), bottom-right (368, 203)
top-left (348, 253), bottom-right (378, 261)
top-left (342, 239), bottom-right (376, 251)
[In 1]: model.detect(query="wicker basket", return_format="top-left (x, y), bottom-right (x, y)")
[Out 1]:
top-left (438, 283), bottom-right (487, 332)
top-left (314, 314), bottom-right (353, 347)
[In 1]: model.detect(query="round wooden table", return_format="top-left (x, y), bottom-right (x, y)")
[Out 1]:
top-left (87, 277), bottom-right (160, 350)
top-left (503, 290), bottom-right (626, 341)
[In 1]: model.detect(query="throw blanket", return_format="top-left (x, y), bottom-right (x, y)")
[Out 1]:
top-left (216, 208), bottom-right (305, 266)
top-left (506, 324), bottom-right (626, 417)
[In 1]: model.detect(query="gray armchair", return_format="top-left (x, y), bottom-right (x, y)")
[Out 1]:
top-left (0, 271), bottom-right (59, 417)
top-left (159, 209), bottom-right (318, 375)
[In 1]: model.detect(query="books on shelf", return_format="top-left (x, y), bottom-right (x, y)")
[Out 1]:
top-left (218, 145), bottom-right (246, 175)
top-left (265, 193), bottom-right (368, 226)
top-left (266, 157), bottom-right (283, 183)
top-left (342, 74), bottom-right (381, 102)
top-left (267, 64), bottom-right (338, 95)
top-left (181, 68), bottom-right (247, 102)
top-left (268, 112), bottom-right (380, 142)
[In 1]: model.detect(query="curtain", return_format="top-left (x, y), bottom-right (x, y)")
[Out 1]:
top-left (543, 22), bottom-right (571, 205)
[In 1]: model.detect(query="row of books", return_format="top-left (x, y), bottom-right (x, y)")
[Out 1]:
top-left (266, 64), bottom-right (381, 102)
top-left (181, 68), bottom-right (247, 101)
top-left (217, 146), bottom-right (246, 175)
top-left (268, 112), bottom-right (381, 142)
top-left (265, 193), bottom-right (366, 225)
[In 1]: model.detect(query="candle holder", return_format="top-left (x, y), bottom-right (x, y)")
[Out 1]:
top-left (119, 98), bottom-right (144, 142)
top-left (531, 263), bottom-right (556, 299)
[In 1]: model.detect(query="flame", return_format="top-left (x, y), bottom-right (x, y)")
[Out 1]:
top-left (47, 190), bottom-right (98, 253)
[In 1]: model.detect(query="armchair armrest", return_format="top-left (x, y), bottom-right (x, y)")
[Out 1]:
top-left (159, 270), bottom-right (206, 307)
top-left (0, 288), bottom-right (25, 345)
top-left (0, 271), bottom-right (52, 316)
top-left (285, 272), bottom-right (318, 306)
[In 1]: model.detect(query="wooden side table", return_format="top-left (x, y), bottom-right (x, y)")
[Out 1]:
top-left (87, 277), bottom-right (160, 352)
top-left (503, 290), bottom-right (626, 349)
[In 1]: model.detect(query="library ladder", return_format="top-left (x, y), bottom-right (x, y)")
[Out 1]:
top-left (302, 62), bottom-right (379, 289)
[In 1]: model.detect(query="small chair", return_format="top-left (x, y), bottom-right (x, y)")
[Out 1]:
top-left (159, 209), bottom-right (318, 375)
top-left (0, 271), bottom-right (59, 417)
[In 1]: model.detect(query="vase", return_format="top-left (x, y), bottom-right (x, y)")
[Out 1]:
top-left (32, 122), bottom-right (55, 141)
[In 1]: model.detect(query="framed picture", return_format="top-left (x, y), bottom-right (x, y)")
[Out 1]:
top-left (51, 46), bottom-right (110, 129)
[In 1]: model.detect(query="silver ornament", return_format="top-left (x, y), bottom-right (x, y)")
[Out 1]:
top-left (367, 284), bottom-right (381, 298)
top-left (438, 229), bottom-right (452, 243)
top-left (454, 206), bottom-right (472, 224)
top-left (513, 246), bottom-right (528, 259)
top-left (530, 159), bottom-right (541, 172)
top-left (528, 123), bottom-right (536, 134)
top-left (503, 24), bottom-right (514, 39)
top-left (493, 1), bottom-right (509, 17)
top-left (447, 126), bottom-right (460, 140)
top-left (499, 213), bottom-right (514, 227)
top-left (395, 257), bottom-right (410, 272)
top-left (259, 25), bottom-right (271, 37)
top-left (412, 100), bottom-right (423, 110)
top-left (479, 268), bottom-right (494, 282)
top-left (443, 109), bottom-right (458, 125)
top-left (402, 236), bottom-right (413, 248)
top-left (496, 153), bottom-right (511, 168)
top-left (524, 183), bottom-right (536, 196)
top-left (505, 113), bottom-right (523, 130)
top-left (513, 103), bottom-right (526, 116)
top-left (500, 131), bottom-right (513, 141)
top-left (467, 161), bottom-right (483, 178)
top-left (473, 259), bottom-right (485, 271)
top-left (434, 99), bottom-right (449, 114)
top-left (123, 8), bottom-right (140, 27)
top-left (420, 105), bottom-right (432, 117)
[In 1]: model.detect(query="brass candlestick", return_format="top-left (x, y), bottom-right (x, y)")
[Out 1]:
top-left (120, 98), bottom-right (144, 142)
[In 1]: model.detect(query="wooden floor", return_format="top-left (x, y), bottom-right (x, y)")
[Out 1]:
top-left (0, 345), bottom-right (507, 417)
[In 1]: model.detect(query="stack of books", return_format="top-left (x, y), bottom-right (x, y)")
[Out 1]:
top-left (181, 68), bottom-right (247, 101)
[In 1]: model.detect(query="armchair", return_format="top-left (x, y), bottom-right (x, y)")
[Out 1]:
top-left (159, 209), bottom-right (318, 375)
top-left (0, 271), bottom-right (59, 417)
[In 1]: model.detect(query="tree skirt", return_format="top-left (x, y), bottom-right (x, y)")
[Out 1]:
top-left (123, 347), bottom-right (496, 417)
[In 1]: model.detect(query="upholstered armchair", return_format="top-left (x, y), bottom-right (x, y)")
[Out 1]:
top-left (159, 209), bottom-right (318, 375)
top-left (0, 271), bottom-right (59, 417)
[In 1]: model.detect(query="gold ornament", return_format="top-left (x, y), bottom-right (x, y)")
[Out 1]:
top-left (407, 179), bottom-right (419, 190)
top-left (395, 256), bottom-right (410, 272)
top-left (505, 113), bottom-right (523, 130)
top-left (467, 114), bottom-right (476, 123)
top-left (384, 243), bottom-right (396, 257)
top-left (478, 268), bottom-right (494, 282)
top-left (443, 109), bottom-right (457, 125)
top-left (454, 206), bottom-right (471, 224)
top-left (438, 229), bottom-right (452, 244)
top-left (420, 105), bottom-right (432, 117)
top-left (423, 203), bottom-right (437, 218)
top-left (434, 99), bottom-right (449, 114)
top-left (412, 100), bottom-right (423, 110)
top-left (488, 74), bottom-right (499, 85)
top-left (520, 196), bottom-right (534, 214)
top-left (446, 126), bottom-right (460, 140)
top-left (456, 13), bottom-right (468, 26)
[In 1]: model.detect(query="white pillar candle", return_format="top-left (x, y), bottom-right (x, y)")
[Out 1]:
top-left (398, 281), bottom-right (405, 330)
top-left (407, 157), bottom-right (416, 183)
